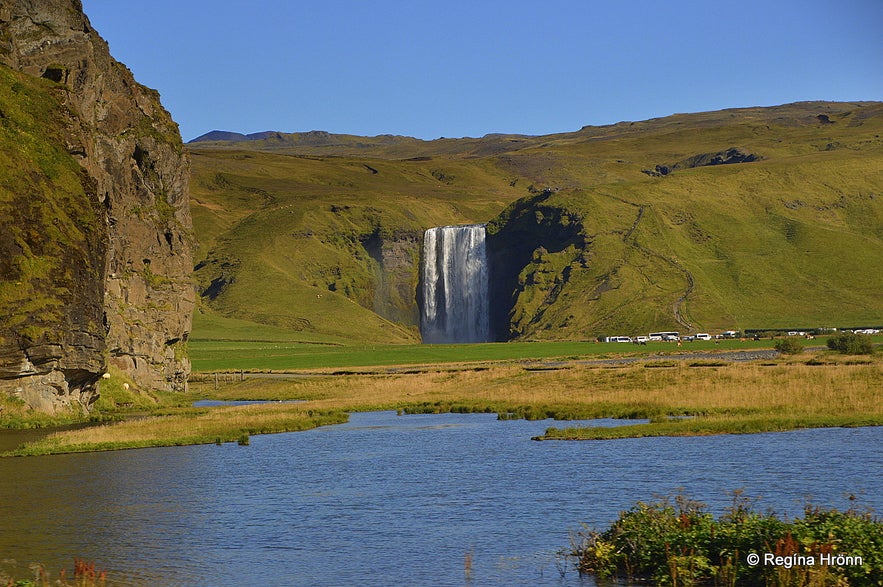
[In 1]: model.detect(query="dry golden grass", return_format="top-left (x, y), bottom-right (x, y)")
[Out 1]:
top-left (203, 355), bottom-right (883, 418)
top-left (8, 404), bottom-right (346, 455)
top-left (7, 354), bottom-right (882, 454)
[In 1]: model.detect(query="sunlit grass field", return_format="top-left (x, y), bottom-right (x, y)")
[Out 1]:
top-left (7, 336), bottom-right (881, 456)
top-left (196, 353), bottom-right (883, 422)
top-left (187, 337), bottom-right (781, 372)
top-left (187, 312), bottom-right (799, 372)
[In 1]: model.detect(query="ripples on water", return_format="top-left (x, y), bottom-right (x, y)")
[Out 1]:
top-left (0, 412), bottom-right (880, 586)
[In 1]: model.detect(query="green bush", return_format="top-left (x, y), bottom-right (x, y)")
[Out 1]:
top-left (570, 493), bottom-right (882, 586)
top-left (774, 337), bottom-right (804, 354)
top-left (827, 332), bottom-right (875, 355)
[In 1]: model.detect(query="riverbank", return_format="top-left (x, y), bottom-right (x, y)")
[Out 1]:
top-left (3, 347), bottom-right (881, 456)
top-left (5, 405), bottom-right (348, 456)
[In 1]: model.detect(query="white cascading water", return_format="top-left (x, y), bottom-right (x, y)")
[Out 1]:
top-left (420, 224), bottom-right (490, 343)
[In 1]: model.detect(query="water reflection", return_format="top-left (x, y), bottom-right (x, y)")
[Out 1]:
top-left (0, 412), bottom-right (879, 586)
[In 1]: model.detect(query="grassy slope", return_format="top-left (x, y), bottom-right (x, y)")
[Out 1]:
top-left (496, 104), bottom-right (883, 337)
top-left (188, 102), bottom-right (883, 343)
top-left (189, 148), bottom-right (523, 342)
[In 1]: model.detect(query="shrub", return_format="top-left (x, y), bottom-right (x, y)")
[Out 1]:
top-left (774, 337), bottom-right (804, 355)
top-left (570, 493), bottom-right (883, 586)
top-left (827, 332), bottom-right (875, 355)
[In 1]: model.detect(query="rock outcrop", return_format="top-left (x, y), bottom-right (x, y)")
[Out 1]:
top-left (486, 190), bottom-right (586, 341)
top-left (0, 0), bottom-right (193, 414)
top-left (643, 147), bottom-right (761, 176)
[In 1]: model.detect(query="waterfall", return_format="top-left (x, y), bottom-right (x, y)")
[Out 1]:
top-left (420, 224), bottom-right (490, 343)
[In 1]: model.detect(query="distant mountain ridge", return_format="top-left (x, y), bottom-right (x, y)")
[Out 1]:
top-left (189, 128), bottom-right (425, 149)
top-left (188, 101), bottom-right (881, 159)
top-left (190, 130), bottom-right (254, 142)
top-left (191, 130), bottom-right (305, 143)
top-left (189, 128), bottom-right (512, 144)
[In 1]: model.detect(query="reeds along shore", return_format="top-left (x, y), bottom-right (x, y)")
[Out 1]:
top-left (5, 352), bottom-right (881, 456)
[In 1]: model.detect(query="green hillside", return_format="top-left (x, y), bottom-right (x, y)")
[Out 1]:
top-left (188, 101), bottom-right (883, 343)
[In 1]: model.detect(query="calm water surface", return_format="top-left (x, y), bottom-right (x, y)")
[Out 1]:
top-left (0, 412), bottom-right (880, 586)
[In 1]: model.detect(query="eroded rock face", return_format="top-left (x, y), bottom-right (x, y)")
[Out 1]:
top-left (0, 0), bottom-right (193, 413)
top-left (362, 229), bottom-right (421, 326)
top-left (486, 190), bottom-right (586, 341)
top-left (643, 147), bottom-right (761, 176)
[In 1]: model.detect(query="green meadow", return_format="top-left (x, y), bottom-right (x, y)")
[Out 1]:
top-left (188, 337), bottom-right (778, 372)
top-left (189, 309), bottom-right (786, 371)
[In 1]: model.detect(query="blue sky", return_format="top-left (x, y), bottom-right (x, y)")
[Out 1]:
top-left (81, 0), bottom-right (882, 142)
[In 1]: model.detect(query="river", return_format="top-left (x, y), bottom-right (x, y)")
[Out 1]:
top-left (0, 412), bottom-right (880, 586)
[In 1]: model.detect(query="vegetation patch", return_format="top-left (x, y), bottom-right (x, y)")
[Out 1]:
top-left (0, 394), bottom-right (85, 430)
top-left (827, 332), bottom-right (876, 355)
top-left (536, 414), bottom-right (883, 441)
top-left (6, 344), bottom-right (882, 454)
top-left (3, 401), bottom-right (347, 456)
top-left (644, 360), bottom-right (679, 368)
top-left (774, 337), bottom-right (805, 355)
top-left (0, 557), bottom-right (107, 587)
top-left (569, 492), bottom-right (882, 586)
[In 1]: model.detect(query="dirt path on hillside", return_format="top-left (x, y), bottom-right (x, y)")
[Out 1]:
top-left (613, 197), bottom-right (696, 330)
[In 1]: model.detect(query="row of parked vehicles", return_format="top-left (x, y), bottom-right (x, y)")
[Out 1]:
top-left (601, 331), bottom-right (741, 343)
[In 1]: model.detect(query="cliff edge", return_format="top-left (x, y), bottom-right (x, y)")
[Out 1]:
top-left (0, 0), bottom-right (193, 413)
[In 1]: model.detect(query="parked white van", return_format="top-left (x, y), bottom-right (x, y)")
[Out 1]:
top-left (695, 333), bottom-right (711, 340)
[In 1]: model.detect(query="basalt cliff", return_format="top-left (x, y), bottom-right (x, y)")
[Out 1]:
top-left (0, 0), bottom-right (193, 414)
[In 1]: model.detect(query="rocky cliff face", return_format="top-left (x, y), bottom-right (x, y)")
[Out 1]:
top-left (486, 190), bottom-right (586, 341)
top-left (361, 228), bottom-right (421, 327)
top-left (0, 0), bottom-right (193, 413)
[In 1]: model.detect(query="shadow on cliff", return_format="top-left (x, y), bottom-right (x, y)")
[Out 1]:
top-left (486, 190), bottom-right (586, 341)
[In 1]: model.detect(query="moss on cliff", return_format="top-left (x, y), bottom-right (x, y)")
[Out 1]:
top-left (486, 189), bottom-right (586, 339)
top-left (0, 65), bottom-right (106, 361)
top-left (1, 0), bottom-right (194, 412)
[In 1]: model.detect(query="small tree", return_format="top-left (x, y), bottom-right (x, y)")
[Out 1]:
top-left (774, 337), bottom-right (803, 355)
top-left (827, 332), bottom-right (875, 355)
